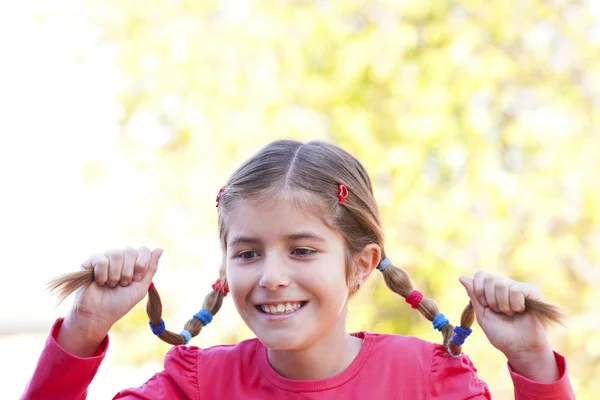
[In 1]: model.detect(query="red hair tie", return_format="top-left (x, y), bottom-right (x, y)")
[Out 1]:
top-left (148, 282), bottom-right (155, 291)
top-left (211, 279), bottom-right (229, 296)
top-left (338, 184), bottom-right (349, 204)
top-left (216, 186), bottom-right (226, 207)
top-left (405, 290), bottom-right (423, 309)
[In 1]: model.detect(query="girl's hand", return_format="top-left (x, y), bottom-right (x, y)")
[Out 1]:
top-left (458, 271), bottom-right (551, 360)
top-left (68, 247), bottom-right (163, 337)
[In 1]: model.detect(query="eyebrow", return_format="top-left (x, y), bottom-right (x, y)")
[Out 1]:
top-left (228, 231), bottom-right (327, 248)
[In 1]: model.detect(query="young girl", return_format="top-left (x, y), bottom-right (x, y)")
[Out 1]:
top-left (23, 140), bottom-right (574, 399)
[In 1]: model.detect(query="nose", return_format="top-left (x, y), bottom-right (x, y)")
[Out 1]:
top-left (258, 253), bottom-right (290, 291)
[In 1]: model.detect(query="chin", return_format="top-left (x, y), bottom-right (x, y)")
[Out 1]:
top-left (255, 330), bottom-right (309, 351)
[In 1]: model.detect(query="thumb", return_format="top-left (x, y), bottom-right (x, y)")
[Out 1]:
top-left (141, 248), bottom-right (163, 287)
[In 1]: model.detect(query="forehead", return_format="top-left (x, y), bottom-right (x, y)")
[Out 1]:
top-left (225, 197), bottom-right (339, 242)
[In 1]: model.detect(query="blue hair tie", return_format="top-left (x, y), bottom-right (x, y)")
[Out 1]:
top-left (180, 329), bottom-right (192, 345)
top-left (376, 257), bottom-right (392, 271)
top-left (432, 313), bottom-right (449, 331)
top-left (451, 326), bottom-right (472, 346)
top-left (149, 318), bottom-right (165, 336)
top-left (193, 309), bottom-right (213, 326)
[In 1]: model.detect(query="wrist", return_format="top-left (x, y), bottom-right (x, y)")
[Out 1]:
top-left (506, 346), bottom-right (560, 383)
top-left (56, 313), bottom-right (111, 357)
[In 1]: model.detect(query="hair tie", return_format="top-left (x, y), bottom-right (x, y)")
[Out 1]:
top-left (148, 282), bottom-right (155, 291)
top-left (211, 279), bottom-right (229, 296)
top-left (451, 326), bottom-right (472, 347)
top-left (180, 329), bottom-right (192, 345)
top-left (447, 347), bottom-right (461, 358)
top-left (376, 257), bottom-right (392, 271)
top-left (338, 184), bottom-right (349, 204)
top-left (193, 309), bottom-right (213, 326)
top-left (432, 313), bottom-right (449, 331)
top-left (216, 186), bottom-right (226, 207)
top-left (149, 318), bottom-right (165, 336)
top-left (405, 290), bottom-right (423, 309)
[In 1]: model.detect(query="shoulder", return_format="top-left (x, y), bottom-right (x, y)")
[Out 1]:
top-left (164, 337), bottom-right (260, 384)
top-left (360, 331), bottom-right (436, 359)
top-left (166, 336), bottom-right (260, 368)
top-left (359, 332), bottom-right (490, 399)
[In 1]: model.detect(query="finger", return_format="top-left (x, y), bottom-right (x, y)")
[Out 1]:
top-left (89, 253), bottom-right (109, 285)
top-left (120, 247), bottom-right (137, 287)
top-left (473, 270), bottom-right (488, 307)
top-left (81, 259), bottom-right (92, 271)
top-left (459, 276), bottom-right (485, 318)
top-left (510, 282), bottom-right (541, 311)
top-left (509, 283), bottom-right (527, 313)
top-left (484, 277), bottom-right (500, 313)
top-left (105, 249), bottom-right (124, 288)
top-left (139, 248), bottom-right (163, 288)
top-left (496, 280), bottom-right (514, 316)
top-left (134, 246), bottom-right (151, 282)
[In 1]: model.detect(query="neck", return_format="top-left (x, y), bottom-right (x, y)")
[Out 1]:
top-left (266, 317), bottom-right (363, 380)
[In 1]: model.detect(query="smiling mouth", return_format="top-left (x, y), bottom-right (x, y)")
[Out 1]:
top-left (255, 301), bottom-right (308, 315)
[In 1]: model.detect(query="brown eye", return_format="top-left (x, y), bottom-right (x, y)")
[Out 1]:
top-left (292, 248), bottom-right (317, 257)
top-left (237, 251), bottom-right (260, 260)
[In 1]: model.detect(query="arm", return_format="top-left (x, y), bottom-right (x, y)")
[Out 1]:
top-left (21, 318), bottom-right (108, 400)
top-left (22, 318), bottom-right (200, 400)
top-left (508, 350), bottom-right (575, 400)
top-left (459, 273), bottom-right (575, 400)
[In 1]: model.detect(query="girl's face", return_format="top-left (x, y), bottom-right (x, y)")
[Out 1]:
top-left (225, 198), bottom-right (353, 350)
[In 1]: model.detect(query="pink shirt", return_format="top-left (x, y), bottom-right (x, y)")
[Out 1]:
top-left (22, 319), bottom-right (574, 399)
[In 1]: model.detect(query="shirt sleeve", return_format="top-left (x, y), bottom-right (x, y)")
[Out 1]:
top-left (428, 345), bottom-right (492, 400)
top-left (21, 318), bottom-right (109, 400)
top-left (113, 345), bottom-right (200, 400)
top-left (509, 351), bottom-right (575, 400)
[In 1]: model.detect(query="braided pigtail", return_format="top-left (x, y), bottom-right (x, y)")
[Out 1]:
top-left (47, 269), bottom-right (229, 346)
top-left (376, 257), bottom-right (454, 348)
top-left (147, 279), bottom-right (229, 345)
top-left (377, 257), bottom-right (566, 356)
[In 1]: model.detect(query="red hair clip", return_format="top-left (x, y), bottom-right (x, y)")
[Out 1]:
top-left (338, 184), bottom-right (349, 204)
top-left (211, 279), bottom-right (229, 296)
top-left (216, 186), bottom-right (225, 207)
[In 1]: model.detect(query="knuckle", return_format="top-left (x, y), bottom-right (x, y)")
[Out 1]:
top-left (123, 246), bottom-right (138, 259)
top-left (106, 249), bottom-right (124, 261)
top-left (499, 303), bottom-right (511, 313)
top-left (121, 272), bottom-right (134, 281)
top-left (497, 280), bottom-right (511, 290)
top-left (91, 253), bottom-right (108, 265)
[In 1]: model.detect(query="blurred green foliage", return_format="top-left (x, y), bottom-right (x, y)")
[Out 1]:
top-left (83, 0), bottom-right (599, 397)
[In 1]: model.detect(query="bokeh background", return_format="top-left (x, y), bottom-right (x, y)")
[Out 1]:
top-left (2, 0), bottom-right (599, 398)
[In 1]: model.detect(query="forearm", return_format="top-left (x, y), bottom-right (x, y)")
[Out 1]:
top-left (22, 319), bottom-right (109, 400)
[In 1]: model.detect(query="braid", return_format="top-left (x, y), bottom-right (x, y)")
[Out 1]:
top-left (147, 282), bottom-right (226, 345)
top-left (378, 261), bottom-right (454, 347)
top-left (47, 268), bottom-right (229, 346)
top-left (376, 256), bottom-right (565, 356)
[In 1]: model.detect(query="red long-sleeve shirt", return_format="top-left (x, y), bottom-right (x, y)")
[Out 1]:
top-left (22, 319), bottom-right (575, 399)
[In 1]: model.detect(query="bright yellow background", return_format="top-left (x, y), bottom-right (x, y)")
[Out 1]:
top-left (2, 1), bottom-right (598, 398)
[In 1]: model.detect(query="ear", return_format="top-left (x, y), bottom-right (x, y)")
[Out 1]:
top-left (352, 243), bottom-right (381, 283)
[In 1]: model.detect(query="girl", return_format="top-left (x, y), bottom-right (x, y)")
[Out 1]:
top-left (24, 140), bottom-right (574, 399)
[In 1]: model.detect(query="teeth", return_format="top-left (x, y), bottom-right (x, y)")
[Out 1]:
top-left (260, 302), bottom-right (303, 314)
